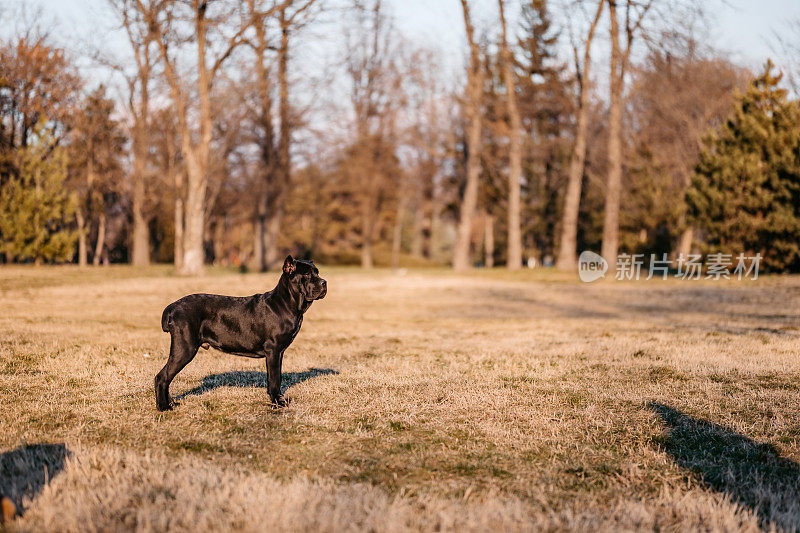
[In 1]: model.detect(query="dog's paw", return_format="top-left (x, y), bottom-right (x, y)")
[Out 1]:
top-left (157, 399), bottom-right (178, 412)
top-left (270, 395), bottom-right (289, 408)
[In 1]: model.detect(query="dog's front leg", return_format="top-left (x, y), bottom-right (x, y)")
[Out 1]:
top-left (265, 345), bottom-right (287, 407)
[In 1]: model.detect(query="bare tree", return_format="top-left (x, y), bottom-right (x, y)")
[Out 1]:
top-left (246, 0), bottom-right (278, 271)
top-left (555, 0), bottom-right (603, 271)
top-left (453, 0), bottom-right (484, 272)
top-left (246, 0), bottom-right (316, 271)
top-left (343, 0), bottom-right (400, 269)
top-left (273, 5), bottom-right (292, 267)
top-left (68, 87), bottom-right (125, 267)
top-left (627, 42), bottom-right (747, 258)
top-left (148, 108), bottom-right (183, 268)
top-left (390, 168), bottom-right (408, 271)
top-left (496, 0), bottom-right (522, 270)
top-left (108, 0), bottom-right (160, 266)
top-left (483, 211), bottom-right (494, 267)
top-left (133, 0), bottom-right (252, 275)
top-left (0, 33), bottom-right (81, 152)
top-left (773, 17), bottom-right (800, 96)
top-left (601, 0), bottom-right (654, 262)
top-left (402, 47), bottom-right (451, 262)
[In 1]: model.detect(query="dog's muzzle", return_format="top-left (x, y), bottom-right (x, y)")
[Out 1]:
top-left (314, 280), bottom-right (327, 300)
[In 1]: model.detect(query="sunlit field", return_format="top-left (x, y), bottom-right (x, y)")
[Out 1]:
top-left (2, 266), bottom-right (799, 532)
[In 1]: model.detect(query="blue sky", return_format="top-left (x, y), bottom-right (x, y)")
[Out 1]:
top-left (26, 0), bottom-right (800, 79)
top-left (713, 0), bottom-right (800, 66)
top-left (389, 0), bottom-right (800, 69)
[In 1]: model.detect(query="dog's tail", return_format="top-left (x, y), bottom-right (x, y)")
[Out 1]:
top-left (161, 304), bottom-right (174, 332)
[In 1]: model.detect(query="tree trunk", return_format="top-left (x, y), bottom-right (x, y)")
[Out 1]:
top-left (601, 0), bottom-right (623, 263)
top-left (131, 175), bottom-right (150, 266)
top-left (131, 85), bottom-right (150, 266)
top-left (84, 159), bottom-right (96, 267)
top-left (118, 0), bottom-right (153, 267)
top-left (181, 154), bottom-right (207, 275)
top-left (212, 217), bottom-right (226, 265)
top-left (142, 0), bottom-right (247, 275)
top-left (452, 103), bottom-right (481, 271)
top-left (252, 196), bottom-right (267, 272)
top-left (675, 168), bottom-right (694, 261)
top-left (676, 226), bottom-right (693, 259)
top-left (361, 207), bottom-right (374, 269)
top-left (484, 213), bottom-right (494, 268)
top-left (361, 241), bottom-right (373, 269)
top-left (76, 208), bottom-right (87, 267)
top-left (131, 148), bottom-right (150, 266)
top-left (392, 186), bottom-right (407, 271)
top-left (93, 213), bottom-right (106, 267)
top-left (173, 168), bottom-right (184, 271)
top-left (265, 205), bottom-right (283, 269)
top-left (453, 0), bottom-right (483, 272)
top-left (410, 196), bottom-right (425, 258)
top-left (497, 0), bottom-right (522, 270)
top-left (556, 115), bottom-right (589, 270)
top-left (176, 8), bottom-right (212, 277)
top-left (79, 151), bottom-right (95, 268)
top-left (170, 2), bottom-right (214, 276)
top-left (252, 217), bottom-right (264, 270)
top-left (249, 0), bottom-right (281, 272)
top-left (430, 198), bottom-right (443, 262)
top-left (556, 0), bottom-right (603, 271)
top-left (271, 8), bottom-right (291, 269)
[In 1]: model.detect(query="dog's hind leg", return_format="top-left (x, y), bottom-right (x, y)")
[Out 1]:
top-left (155, 323), bottom-right (200, 411)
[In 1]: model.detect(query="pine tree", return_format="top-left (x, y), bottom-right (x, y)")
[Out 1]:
top-left (687, 61), bottom-right (800, 272)
top-left (517, 0), bottom-right (560, 86)
top-left (0, 123), bottom-right (77, 263)
top-left (515, 0), bottom-right (573, 263)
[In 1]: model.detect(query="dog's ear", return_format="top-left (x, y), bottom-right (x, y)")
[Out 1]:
top-left (283, 255), bottom-right (296, 276)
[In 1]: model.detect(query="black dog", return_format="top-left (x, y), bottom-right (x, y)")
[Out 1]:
top-left (156, 256), bottom-right (326, 411)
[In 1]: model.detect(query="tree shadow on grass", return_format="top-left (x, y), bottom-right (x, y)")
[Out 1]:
top-left (649, 402), bottom-right (800, 531)
top-left (174, 367), bottom-right (339, 401)
top-left (0, 443), bottom-right (68, 514)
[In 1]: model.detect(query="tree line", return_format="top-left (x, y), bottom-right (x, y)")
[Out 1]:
top-left (1, 0), bottom-right (799, 273)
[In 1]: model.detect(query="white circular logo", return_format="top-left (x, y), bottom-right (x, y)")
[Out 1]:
top-left (578, 251), bottom-right (608, 282)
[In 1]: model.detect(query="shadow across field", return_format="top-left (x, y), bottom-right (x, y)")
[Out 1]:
top-left (649, 402), bottom-right (800, 531)
top-left (434, 287), bottom-right (621, 320)
top-left (0, 443), bottom-right (68, 513)
top-left (438, 282), bottom-right (800, 333)
top-left (175, 368), bottom-right (338, 400)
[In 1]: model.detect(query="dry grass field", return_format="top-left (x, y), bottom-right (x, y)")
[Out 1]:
top-left (1, 266), bottom-right (799, 532)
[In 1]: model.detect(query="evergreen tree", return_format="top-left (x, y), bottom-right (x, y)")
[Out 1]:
top-left (517, 0), bottom-right (560, 89)
top-left (0, 123), bottom-right (77, 263)
top-left (688, 61), bottom-right (800, 272)
top-left (515, 0), bottom-right (573, 262)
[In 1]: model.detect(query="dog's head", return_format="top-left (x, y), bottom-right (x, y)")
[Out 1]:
top-left (283, 255), bottom-right (327, 301)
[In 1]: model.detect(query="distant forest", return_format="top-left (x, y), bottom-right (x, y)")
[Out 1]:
top-left (2, 0), bottom-right (800, 273)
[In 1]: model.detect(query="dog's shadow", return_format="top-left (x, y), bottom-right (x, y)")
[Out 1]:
top-left (0, 443), bottom-right (68, 514)
top-left (649, 402), bottom-right (800, 531)
top-left (174, 367), bottom-right (338, 401)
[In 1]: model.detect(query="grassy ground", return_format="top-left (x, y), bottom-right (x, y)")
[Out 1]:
top-left (1, 265), bottom-right (799, 532)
